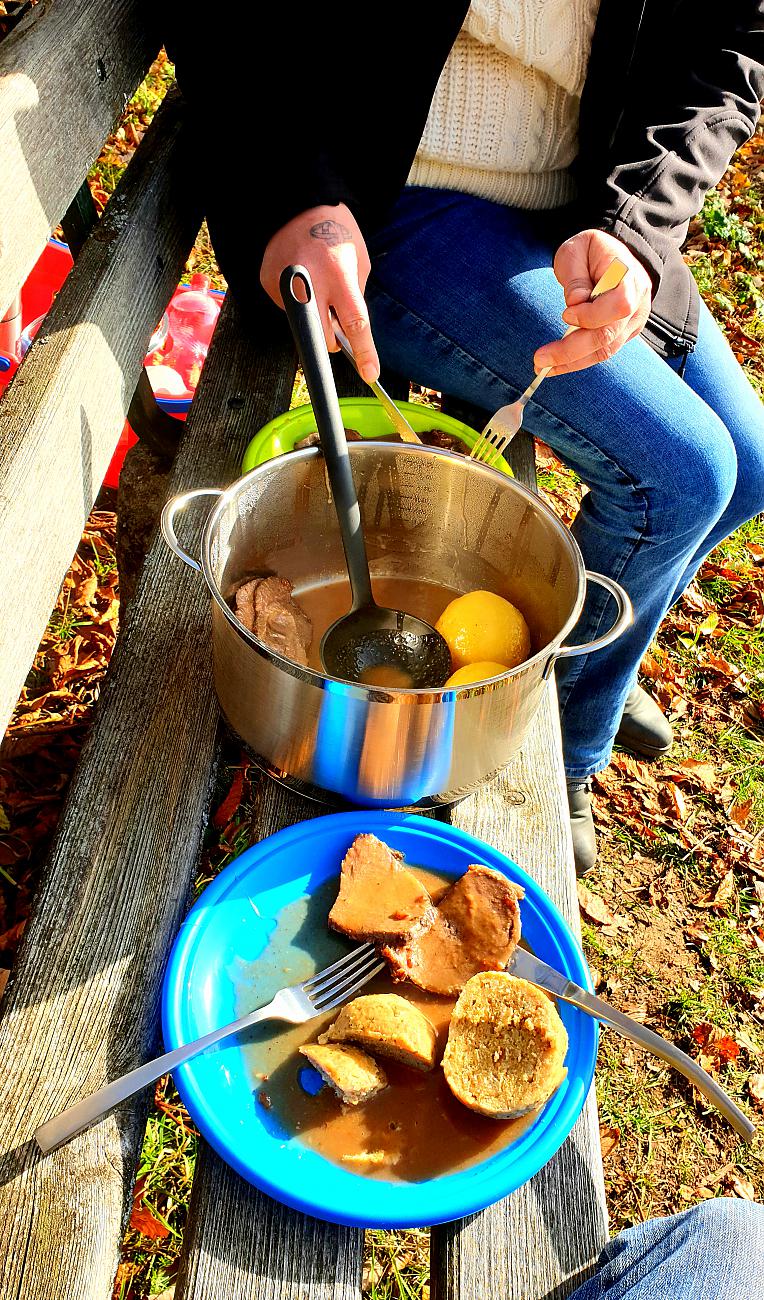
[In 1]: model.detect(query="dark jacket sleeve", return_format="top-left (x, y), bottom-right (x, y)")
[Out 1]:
top-left (576, 5), bottom-right (764, 293)
top-left (166, 2), bottom-right (469, 276)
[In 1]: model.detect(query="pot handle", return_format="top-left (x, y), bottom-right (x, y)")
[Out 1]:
top-left (160, 488), bottom-right (223, 573)
top-left (543, 572), bottom-right (633, 680)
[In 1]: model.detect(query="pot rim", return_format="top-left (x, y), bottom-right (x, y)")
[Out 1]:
top-left (201, 443), bottom-right (587, 699)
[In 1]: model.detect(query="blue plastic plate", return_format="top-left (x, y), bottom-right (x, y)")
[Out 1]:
top-left (162, 811), bottom-right (596, 1227)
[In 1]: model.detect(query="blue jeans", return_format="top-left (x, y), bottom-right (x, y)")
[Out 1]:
top-left (366, 189), bottom-right (764, 777)
top-left (569, 1199), bottom-right (764, 1299)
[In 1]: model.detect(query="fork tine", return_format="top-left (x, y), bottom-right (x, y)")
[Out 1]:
top-left (313, 956), bottom-right (386, 1013)
top-left (475, 430), bottom-right (504, 469)
top-left (470, 422), bottom-right (497, 463)
top-left (301, 942), bottom-right (375, 993)
top-left (304, 945), bottom-right (379, 1000)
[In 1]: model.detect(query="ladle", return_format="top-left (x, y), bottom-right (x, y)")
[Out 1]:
top-left (280, 265), bottom-right (453, 689)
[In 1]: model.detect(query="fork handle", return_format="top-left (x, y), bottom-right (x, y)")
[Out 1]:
top-left (519, 258), bottom-right (630, 407)
top-left (561, 983), bottom-right (755, 1142)
top-left (332, 319), bottom-right (422, 445)
top-left (34, 999), bottom-right (278, 1154)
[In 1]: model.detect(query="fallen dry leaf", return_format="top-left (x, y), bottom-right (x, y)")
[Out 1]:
top-left (748, 1073), bottom-right (764, 1109)
top-left (599, 1124), bottom-right (621, 1157)
top-left (695, 870), bottom-right (737, 912)
top-left (129, 1203), bottom-right (170, 1239)
top-left (672, 759), bottom-right (717, 790)
top-left (692, 1022), bottom-right (741, 1064)
top-left (577, 882), bottom-right (615, 926)
top-left (665, 783), bottom-right (688, 822)
top-left (723, 1172), bottom-right (756, 1201)
top-left (212, 766), bottom-right (246, 830)
top-left (730, 798), bottom-right (753, 828)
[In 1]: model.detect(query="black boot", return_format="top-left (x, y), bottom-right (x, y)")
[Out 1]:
top-left (566, 778), bottom-right (596, 876)
top-left (616, 685), bottom-right (673, 758)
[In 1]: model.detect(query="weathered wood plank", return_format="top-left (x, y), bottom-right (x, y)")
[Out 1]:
top-left (0, 89), bottom-right (201, 738)
top-left (431, 423), bottom-right (608, 1300)
top-left (177, 1149), bottom-right (363, 1300)
top-left (0, 0), bottom-right (157, 312)
top-left (179, 406), bottom-right (605, 1298)
top-left (434, 701), bottom-right (609, 1300)
top-left (173, 352), bottom-right (373, 1300)
top-left (0, 299), bottom-right (297, 1300)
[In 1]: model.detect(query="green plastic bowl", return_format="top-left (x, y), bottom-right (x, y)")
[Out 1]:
top-left (241, 396), bottom-right (512, 476)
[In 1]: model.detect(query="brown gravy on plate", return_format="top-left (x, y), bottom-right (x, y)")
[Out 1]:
top-left (236, 868), bottom-right (536, 1182)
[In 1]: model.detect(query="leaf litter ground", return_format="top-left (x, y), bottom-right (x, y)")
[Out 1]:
top-left (0, 61), bottom-right (762, 1300)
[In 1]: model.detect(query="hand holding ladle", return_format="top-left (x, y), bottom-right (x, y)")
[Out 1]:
top-left (280, 266), bottom-right (452, 689)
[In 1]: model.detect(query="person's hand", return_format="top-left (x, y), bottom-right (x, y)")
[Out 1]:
top-left (534, 229), bottom-right (653, 376)
top-left (260, 203), bottom-right (380, 382)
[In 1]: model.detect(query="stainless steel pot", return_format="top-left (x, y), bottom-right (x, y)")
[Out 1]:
top-left (161, 443), bottom-right (631, 808)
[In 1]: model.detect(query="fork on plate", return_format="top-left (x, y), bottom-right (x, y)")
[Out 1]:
top-left (470, 259), bottom-right (629, 469)
top-left (35, 943), bottom-right (385, 1154)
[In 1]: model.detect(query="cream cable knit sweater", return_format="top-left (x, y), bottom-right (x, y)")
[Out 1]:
top-left (408, 0), bottom-right (601, 209)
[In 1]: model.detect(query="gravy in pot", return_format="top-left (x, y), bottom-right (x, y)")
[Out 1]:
top-left (294, 577), bottom-right (462, 676)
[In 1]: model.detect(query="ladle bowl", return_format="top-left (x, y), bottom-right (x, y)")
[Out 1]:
top-left (321, 607), bottom-right (453, 688)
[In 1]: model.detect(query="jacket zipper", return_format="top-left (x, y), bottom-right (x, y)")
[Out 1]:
top-left (665, 332), bottom-right (695, 377)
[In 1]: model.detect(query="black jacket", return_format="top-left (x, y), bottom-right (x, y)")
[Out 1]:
top-left (167, 1), bottom-right (764, 358)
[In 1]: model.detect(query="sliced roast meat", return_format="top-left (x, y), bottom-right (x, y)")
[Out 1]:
top-left (382, 864), bottom-right (523, 996)
top-left (295, 427), bottom-right (363, 450)
top-left (234, 575), bottom-right (312, 667)
top-left (328, 833), bottom-right (434, 944)
top-left (419, 428), bottom-right (468, 454)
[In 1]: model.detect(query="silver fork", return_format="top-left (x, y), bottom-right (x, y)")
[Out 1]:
top-left (470, 259), bottom-right (629, 469)
top-left (332, 318), bottom-right (423, 445)
top-left (35, 943), bottom-right (385, 1153)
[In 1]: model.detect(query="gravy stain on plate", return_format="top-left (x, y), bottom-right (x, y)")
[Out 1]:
top-left (235, 869), bottom-right (535, 1182)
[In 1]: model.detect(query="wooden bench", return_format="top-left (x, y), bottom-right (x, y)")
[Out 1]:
top-left (0, 5), bottom-right (608, 1297)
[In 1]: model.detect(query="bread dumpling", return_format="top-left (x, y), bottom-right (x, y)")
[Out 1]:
top-left (442, 972), bottom-right (568, 1117)
top-left (319, 994), bottom-right (438, 1071)
top-left (299, 1042), bottom-right (387, 1105)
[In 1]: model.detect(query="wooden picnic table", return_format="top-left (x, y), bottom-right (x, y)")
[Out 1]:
top-left (0, 5), bottom-right (608, 1297)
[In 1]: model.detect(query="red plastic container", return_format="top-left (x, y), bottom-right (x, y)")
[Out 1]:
top-left (1, 242), bottom-right (225, 489)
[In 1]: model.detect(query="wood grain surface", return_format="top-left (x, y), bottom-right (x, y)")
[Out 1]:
top-left (0, 300), bottom-right (296, 1300)
top-left (0, 0), bottom-right (156, 313)
top-left (0, 90), bottom-right (201, 738)
top-left (436, 691), bottom-right (609, 1300)
top-left (177, 415), bottom-right (607, 1298)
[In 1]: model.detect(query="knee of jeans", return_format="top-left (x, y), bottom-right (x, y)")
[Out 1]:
top-left (680, 1196), bottom-right (764, 1249)
top-left (649, 417), bottom-right (737, 533)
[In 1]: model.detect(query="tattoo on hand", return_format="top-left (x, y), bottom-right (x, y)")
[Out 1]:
top-left (310, 220), bottom-right (352, 247)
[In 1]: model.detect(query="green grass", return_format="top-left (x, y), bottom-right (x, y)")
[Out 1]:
top-left (364, 1230), bottom-right (430, 1300)
top-left (701, 190), bottom-right (755, 256)
top-left (116, 1087), bottom-right (197, 1299)
top-left (87, 539), bottom-right (118, 577)
top-left (47, 606), bottom-right (90, 643)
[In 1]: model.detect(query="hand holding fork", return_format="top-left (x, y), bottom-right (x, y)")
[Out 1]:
top-left (470, 259), bottom-right (629, 469)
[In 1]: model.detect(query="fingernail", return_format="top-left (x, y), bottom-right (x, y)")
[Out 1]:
top-left (361, 364), bottom-right (379, 383)
top-left (535, 350), bottom-right (552, 370)
top-left (562, 309), bottom-right (579, 326)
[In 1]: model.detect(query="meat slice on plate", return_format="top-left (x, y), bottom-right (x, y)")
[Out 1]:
top-left (234, 576), bottom-right (312, 666)
top-left (382, 864), bottom-right (523, 996)
top-left (328, 833), bottom-right (433, 944)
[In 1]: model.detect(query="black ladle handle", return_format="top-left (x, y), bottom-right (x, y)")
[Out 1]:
top-left (280, 265), bottom-right (373, 610)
